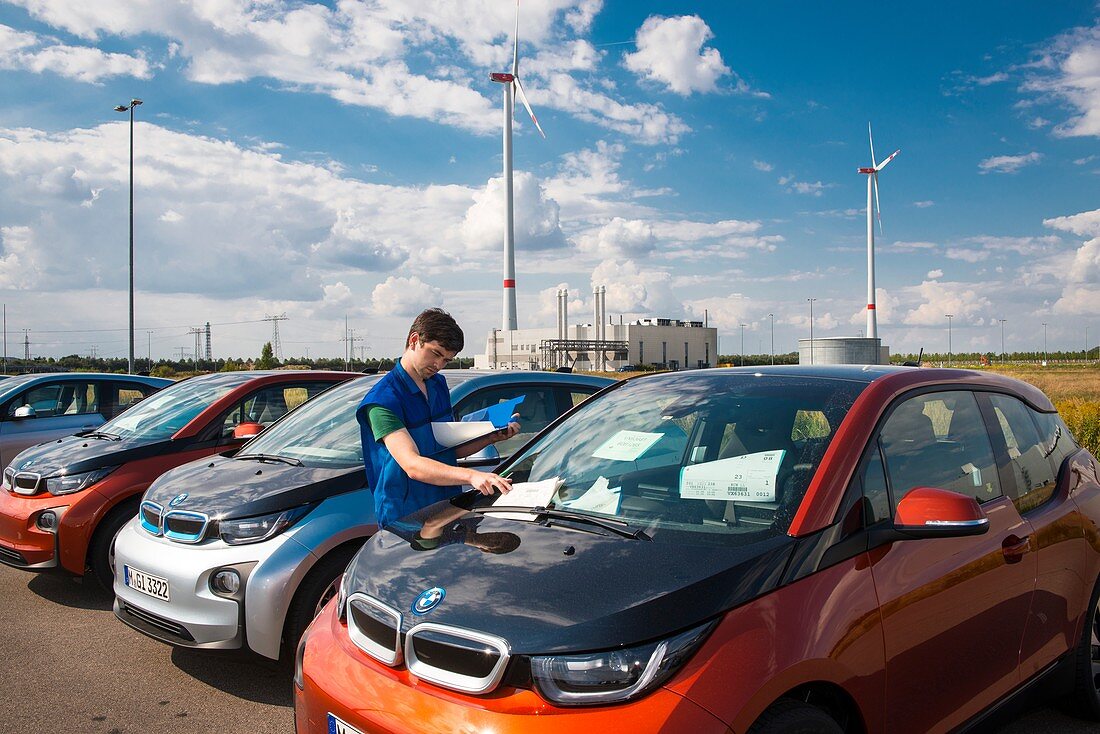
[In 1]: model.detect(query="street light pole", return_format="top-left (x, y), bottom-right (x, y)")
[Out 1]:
top-left (945, 314), bottom-right (953, 367)
top-left (115, 98), bottom-right (142, 374)
top-left (998, 318), bottom-right (1007, 364)
top-left (807, 298), bottom-right (817, 366)
top-left (768, 313), bottom-right (774, 365)
top-left (739, 323), bottom-right (747, 367)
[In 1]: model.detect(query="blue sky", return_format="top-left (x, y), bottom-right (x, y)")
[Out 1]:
top-left (0, 1), bottom-right (1097, 361)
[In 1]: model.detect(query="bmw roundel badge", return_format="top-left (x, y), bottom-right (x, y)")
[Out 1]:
top-left (412, 587), bottom-right (446, 616)
top-left (168, 493), bottom-right (189, 507)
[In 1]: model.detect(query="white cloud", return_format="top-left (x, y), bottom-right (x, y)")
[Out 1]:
top-left (0, 23), bottom-right (151, 82)
top-left (591, 259), bottom-right (680, 316)
top-left (461, 171), bottom-right (567, 253)
top-left (977, 152), bottom-right (1041, 174)
top-left (623, 15), bottom-right (730, 95)
top-left (753, 160), bottom-right (773, 172)
top-left (1043, 208), bottom-right (1100, 237)
top-left (927, 269), bottom-right (943, 279)
top-left (913, 200), bottom-right (935, 208)
top-left (371, 276), bottom-right (443, 317)
top-left (1023, 22), bottom-right (1100, 138)
top-left (945, 248), bottom-right (989, 263)
top-left (779, 175), bottom-right (829, 196)
top-left (159, 209), bottom-right (183, 223)
top-left (901, 281), bottom-right (992, 326)
top-left (0, 225), bottom-right (43, 288)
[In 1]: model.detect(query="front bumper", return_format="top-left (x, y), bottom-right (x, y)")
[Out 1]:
top-left (0, 490), bottom-right (68, 569)
top-left (112, 517), bottom-right (298, 654)
top-left (294, 602), bottom-right (730, 734)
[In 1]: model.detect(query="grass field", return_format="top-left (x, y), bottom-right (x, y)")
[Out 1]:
top-left (591, 364), bottom-right (1100, 456)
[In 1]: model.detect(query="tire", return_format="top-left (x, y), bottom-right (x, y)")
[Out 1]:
top-left (1067, 575), bottom-right (1100, 720)
top-left (88, 500), bottom-right (140, 590)
top-left (283, 546), bottom-right (358, 660)
top-left (748, 699), bottom-right (844, 734)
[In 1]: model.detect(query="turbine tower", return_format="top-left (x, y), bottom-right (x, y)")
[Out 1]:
top-left (490, 0), bottom-right (545, 332)
top-left (857, 123), bottom-right (899, 341)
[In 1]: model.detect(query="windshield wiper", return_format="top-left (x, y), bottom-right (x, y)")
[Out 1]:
top-left (473, 505), bottom-right (651, 540)
top-left (235, 453), bottom-right (303, 467)
top-left (84, 430), bottom-right (121, 441)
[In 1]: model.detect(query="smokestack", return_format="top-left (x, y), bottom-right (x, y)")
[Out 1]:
top-left (556, 289), bottom-right (563, 341)
top-left (599, 286), bottom-right (607, 370)
top-left (562, 288), bottom-right (568, 340)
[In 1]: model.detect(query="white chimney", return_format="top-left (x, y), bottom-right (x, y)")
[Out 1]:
top-left (562, 288), bottom-right (568, 340)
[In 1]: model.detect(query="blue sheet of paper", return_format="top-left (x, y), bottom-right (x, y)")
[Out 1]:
top-left (460, 395), bottom-right (525, 428)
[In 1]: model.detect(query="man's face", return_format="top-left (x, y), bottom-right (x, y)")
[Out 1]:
top-left (408, 334), bottom-right (456, 379)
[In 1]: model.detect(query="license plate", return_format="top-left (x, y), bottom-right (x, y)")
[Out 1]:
top-left (327, 713), bottom-right (365, 734)
top-left (124, 565), bottom-right (170, 602)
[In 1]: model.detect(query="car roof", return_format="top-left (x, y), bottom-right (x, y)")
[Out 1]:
top-left (0, 372), bottom-right (172, 400)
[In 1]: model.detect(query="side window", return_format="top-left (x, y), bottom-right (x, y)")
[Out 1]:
top-left (569, 390), bottom-right (596, 408)
top-left (879, 390), bottom-right (1002, 505)
top-left (988, 394), bottom-right (1057, 513)
top-left (456, 385), bottom-right (561, 457)
top-left (10, 382), bottom-right (99, 418)
top-left (222, 384), bottom-right (323, 437)
top-left (104, 381), bottom-right (158, 420)
top-left (1032, 409), bottom-right (1080, 478)
top-left (860, 442), bottom-right (892, 525)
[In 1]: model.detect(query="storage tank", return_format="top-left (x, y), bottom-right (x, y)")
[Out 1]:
top-left (798, 337), bottom-right (889, 365)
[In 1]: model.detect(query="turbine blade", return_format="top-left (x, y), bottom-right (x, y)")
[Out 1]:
top-left (868, 121), bottom-right (877, 168)
top-left (876, 149), bottom-right (900, 171)
top-left (513, 76), bottom-right (546, 138)
top-left (511, 0), bottom-right (520, 76)
top-left (873, 172), bottom-right (884, 237)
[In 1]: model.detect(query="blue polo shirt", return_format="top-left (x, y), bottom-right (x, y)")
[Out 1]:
top-left (356, 362), bottom-right (461, 528)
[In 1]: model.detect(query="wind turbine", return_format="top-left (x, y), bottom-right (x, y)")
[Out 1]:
top-left (490, 0), bottom-right (545, 332)
top-left (856, 123), bottom-right (899, 341)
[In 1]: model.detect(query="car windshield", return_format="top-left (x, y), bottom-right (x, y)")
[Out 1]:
top-left (491, 372), bottom-right (864, 546)
top-left (98, 374), bottom-right (254, 442)
top-left (240, 376), bottom-right (381, 468)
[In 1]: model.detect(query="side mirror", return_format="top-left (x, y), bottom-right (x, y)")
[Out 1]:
top-left (233, 422), bottom-right (265, 440)
top-left (12, 405), bottom-right (36, 420)
top-left (458, 444), bottom-right (500, 467)
top-left (893, 487), bottom-right (989, 539)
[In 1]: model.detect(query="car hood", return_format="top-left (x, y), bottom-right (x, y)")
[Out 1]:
top-left (346, 504), bottom-right (794, 655)
top-left (144, 455), bottom-right (364, 519)
top-left (9, 433), bottom-right (168, 477)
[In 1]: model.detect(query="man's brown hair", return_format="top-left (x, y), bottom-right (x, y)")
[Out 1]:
top-left (407, 308), bottom-right (464, 353)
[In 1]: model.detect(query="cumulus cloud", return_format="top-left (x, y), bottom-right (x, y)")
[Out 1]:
top-left (461, 171), bottom-right (567, 253)
top-left (901, 281), bottom-right (992, 326)
top-left (0, 23), bottom-right (151, 82)
top-left (753, 160), bottom-right (774, 172)
top-left (591, 259), bottom-right (680, 316)
top-left (0, 225), bottom-right (43, 288)
top-left (977, 152), bottom-right (1042, 174)
top-left (623, 15), bottom-right (730, 95)
top-left (927, 269), bottom-right (943, 279)
top-left (1022, 21), bottom-right (1100, 138)
top-left (779, 174), bottom-right (829, 196)
top-left (1043, 208), bottom-right (1100, 237)
top-left (371, 276), bottom-right (443, 317)
top-left (6, 0), bottom-right (686, 144)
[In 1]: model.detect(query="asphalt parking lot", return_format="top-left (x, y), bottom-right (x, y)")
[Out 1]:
top-left (0, 561), bottom-right (1097, 734)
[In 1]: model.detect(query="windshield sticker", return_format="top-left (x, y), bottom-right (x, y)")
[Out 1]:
top-left (491, 477), bottom-right (562, 521)
top-left (592, 430), bottom-right (664, 462)
top-left (560, 476), bottom-right (622, 515)
top-left (679, 449), bottom-right (786, 502)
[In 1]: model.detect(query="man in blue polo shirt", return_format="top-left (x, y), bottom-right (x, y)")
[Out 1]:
top-left (357, 308), bottom-right (518, 528)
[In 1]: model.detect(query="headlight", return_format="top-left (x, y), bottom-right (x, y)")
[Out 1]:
top-left (44, 466), bottom-right (117, 496)
top-left (530, 620), bottom-right (715, 705)
top-left (218, 505), bottom-right (313, 545)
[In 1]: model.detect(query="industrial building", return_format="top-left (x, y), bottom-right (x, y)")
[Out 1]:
top-left (475, 286), bottom-right (718, 371)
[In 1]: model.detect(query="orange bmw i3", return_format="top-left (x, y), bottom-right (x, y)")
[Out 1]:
top-left (0, 370), bottom-right (352, 587)
top-left (295, 365), bottom-right (1100, 734)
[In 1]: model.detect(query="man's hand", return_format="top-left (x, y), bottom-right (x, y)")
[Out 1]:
top-left (468, 470), bottom-right (512, 496)
top-left (489, 414), bottom-right (521, 443)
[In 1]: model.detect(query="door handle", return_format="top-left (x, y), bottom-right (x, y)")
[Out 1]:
top-left (1002, 534), bottom-right (1031, 564)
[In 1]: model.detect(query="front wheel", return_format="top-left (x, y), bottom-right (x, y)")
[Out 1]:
top-left (748, 699), bottom-right (844, 734)
top-left (283, 546), bottom-right (359, 660)
top-left (88, 502), bottom-right (139, 590)
top-left (1067, 575), bottom-right (1100, 720)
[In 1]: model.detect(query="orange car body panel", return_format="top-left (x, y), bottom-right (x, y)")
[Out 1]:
top-left (295, 602), bottom-right (731, 734)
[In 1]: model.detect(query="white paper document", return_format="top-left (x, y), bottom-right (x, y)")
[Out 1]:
top-left (491, 477), bottom-right (562, 521)
top-left (431, 421), bottom-right (496, 448)
top-left (592, 430), bottom-right (664, 461)
top-left (561, 476), bottom-right (622, 515)
top-left (679, 449), bottom-right (786, 502)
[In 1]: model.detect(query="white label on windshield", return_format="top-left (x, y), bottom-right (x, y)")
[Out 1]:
top-left (592, 431), bottom-right (664, 461)
top-left (560, 476), bottom-right (621, 515)
top-left (679, 449), bottom-right (786, 502)
top-left (491, 477), bottom-right (562, 521)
